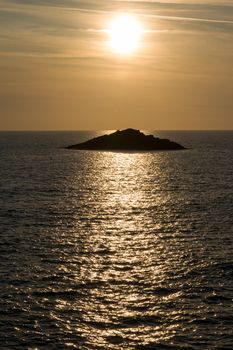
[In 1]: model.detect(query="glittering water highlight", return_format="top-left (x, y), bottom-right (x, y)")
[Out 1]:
top-left (0, 131), bottom-right (232, 349)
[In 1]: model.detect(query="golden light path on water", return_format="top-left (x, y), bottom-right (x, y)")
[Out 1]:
top-left (48, 150), bottom-right (203, 349)
top-left (1, 132), bottom-right (233, 349)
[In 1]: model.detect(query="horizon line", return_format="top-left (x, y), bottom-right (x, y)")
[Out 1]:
top-left (0, 129), bottom-right (232, 132)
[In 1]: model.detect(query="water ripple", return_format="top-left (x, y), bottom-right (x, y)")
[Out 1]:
top-left (0, 131), bottom-right (233, 349)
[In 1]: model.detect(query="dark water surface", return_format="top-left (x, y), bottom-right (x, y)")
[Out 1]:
top-left (0, 131), bottom-right (232, 349)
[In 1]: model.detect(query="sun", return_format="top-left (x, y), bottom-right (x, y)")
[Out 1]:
top-left (108, 15), bottom-right (143, 55)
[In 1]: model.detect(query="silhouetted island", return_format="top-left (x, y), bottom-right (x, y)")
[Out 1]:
top-left (66, 129), bottom-right (185, 151)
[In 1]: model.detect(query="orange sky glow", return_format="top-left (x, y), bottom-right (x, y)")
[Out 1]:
top-left (0, 0), bottom-right (233, 130)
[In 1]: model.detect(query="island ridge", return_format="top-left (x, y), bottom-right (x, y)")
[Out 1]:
top-left (66, 129), bottom-right (185, 151)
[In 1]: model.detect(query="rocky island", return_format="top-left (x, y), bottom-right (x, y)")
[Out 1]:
top-left (66, 129), bottom-right (185, 151)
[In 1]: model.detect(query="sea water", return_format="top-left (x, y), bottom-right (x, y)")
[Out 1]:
top-left (0, 131), bottom-right (232, 349)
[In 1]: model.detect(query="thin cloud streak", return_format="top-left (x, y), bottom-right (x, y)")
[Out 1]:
top-left (140, 13), bottom-right (233, 25)
top-left (51, 5), bottom-right (233, 25)
top-left (2, 1), bottom-right (233, 26)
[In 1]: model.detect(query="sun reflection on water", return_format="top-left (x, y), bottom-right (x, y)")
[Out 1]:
top-left (61, 151), bottom-right (184, 347)
top-left (2, 132), bottom-right (233, 349)
top-left (41, 150), bottom-right (208, 349)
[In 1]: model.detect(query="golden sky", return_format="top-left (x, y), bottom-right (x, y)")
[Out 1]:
top-left (0, 0), bottom-right (233, 130)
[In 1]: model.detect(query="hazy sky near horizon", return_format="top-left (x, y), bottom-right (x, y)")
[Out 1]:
top-left (0, 0), bottom-right (233, 130)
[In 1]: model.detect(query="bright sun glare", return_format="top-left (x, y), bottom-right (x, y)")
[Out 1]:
top-left (108, 15), bottom-right (143, 54)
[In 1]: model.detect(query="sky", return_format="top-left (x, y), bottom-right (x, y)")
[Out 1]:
top-left (0, 0), bottom-right (233, 130)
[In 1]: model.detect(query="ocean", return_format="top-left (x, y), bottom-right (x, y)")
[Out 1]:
top-left (0, 131), bottom-right (232, 350)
